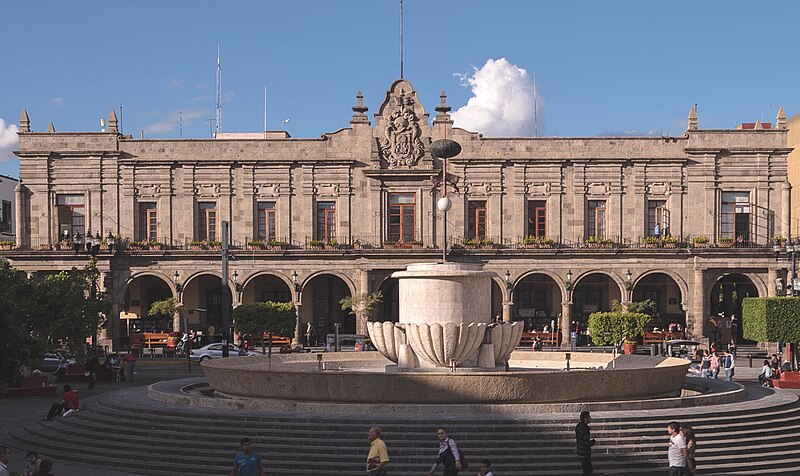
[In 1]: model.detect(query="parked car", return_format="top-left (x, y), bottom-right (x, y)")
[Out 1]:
top-left (190, 343), bottom-right (258, 363)
top-left (40, 351), bottom-right (76, 373)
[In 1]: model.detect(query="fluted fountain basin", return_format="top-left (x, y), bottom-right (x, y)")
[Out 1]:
top-left (201, 351), bottom-right (691, 405)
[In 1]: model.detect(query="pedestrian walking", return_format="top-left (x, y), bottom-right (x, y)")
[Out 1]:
top-left (121, 352), bottom-right (136, 382)
top-left (710, 352), bottom-right (720, 379)
top-left (429, 427), bottom-right (463, 476)
top-left (575, 411), bottom-right (596, 476)
top-left (700, 351), bottom-right (711, 378)
top-left (32, 459), bottom-right (54, 476)
top-left (666, 421), bottom-right (693, 476)
top-left (722, 349), bottom-right (735, 382)
top-left (231, 437), bottom-right (265, 476)
top-left (366, 426), bottom-right (389, 475)
top-left (0, 445), bottom-right (10, 476)
top-left (86, 353), bottom-right (100, 389)
top-left (681, 425), bottom-right (697, 475)
top-left (24, 451), bottom-right (41, 476)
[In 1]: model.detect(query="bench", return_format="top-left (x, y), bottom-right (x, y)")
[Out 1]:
top-left (520, 331), bottom-right (560, 347)
top-left (771, 371), bottom-right (800, 389)
top-left (643, 331), bottom-right (685, 345)
top-left (7, 375), bottom-right (58, 397)
top-left (57, 363), bottom-right (114, 382)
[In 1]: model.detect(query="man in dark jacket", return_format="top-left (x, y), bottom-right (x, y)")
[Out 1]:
top-left (576, 411), bottom-right (597, 475)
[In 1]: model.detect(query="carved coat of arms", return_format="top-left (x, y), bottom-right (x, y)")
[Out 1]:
top-left (380, 94), bottom-right (425, 167)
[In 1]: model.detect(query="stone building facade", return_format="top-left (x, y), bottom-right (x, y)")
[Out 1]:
top-left (5, 79), bottom-right (794, 350)
top-left (0, 173), bottom-right (16, 243)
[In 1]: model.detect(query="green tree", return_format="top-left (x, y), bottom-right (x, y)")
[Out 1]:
top-left (742, 297), bottom-right (800, 342)
top-left (233, 301), bottom-right (296, 353)
top-left (588, 311), bottom-right (652, 349)
top-left (148, 297), bottom-right (184, 331)
top-left (0, 261), bottom-right (45, 392)
top-left (340, 291), bottom-right (383, 335)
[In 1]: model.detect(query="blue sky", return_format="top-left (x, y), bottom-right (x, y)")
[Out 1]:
top-left (1, 0), bottom-right (798, 179)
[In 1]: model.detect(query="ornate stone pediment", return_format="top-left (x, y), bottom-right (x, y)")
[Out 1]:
top-left (135, 184), bottom-right (162, 198)
top-left (464, 182), bottom-right (497, 196)
top-left (647, 182), bottom-right (672, 195)
top-left (315, 183), bottom-right (341, 197)
top-left (254, 183), bottom-right (281, 197)
top-left (194, 183), bottom-right (221, 197)
top-left (374, 80), bottom-right (430, 169)
top-left (586, 182), bottom-right (610, 196)
top-left (525, 182), bottom-right (551, 196)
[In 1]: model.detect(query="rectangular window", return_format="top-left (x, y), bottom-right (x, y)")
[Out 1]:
top-left (527, 200), bottom-right (546, 237)
top-left (0, 200), bottom-right (11, 234)
top-left (257, 202), bottom-right (277, 241)
top-left (647, 200), bottom-right (667, 236)
top-left (138, 203), bottom-right (157, 242)
top-left (198, 202), bottom-right (217, 241)
top-left (388, 193), bottom-right (416, 242)
top-left (467, 200), bottom-right (487, 240)
top-left (721, 192), bottom-right (750, 241)
top-left (316, 201), bottom-right (336, 242)
top-left (587, 200), bottom-right (606, 239)
top-left (56, 194), bottom-right (85, 238)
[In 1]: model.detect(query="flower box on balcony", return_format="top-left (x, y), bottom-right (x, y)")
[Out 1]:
top-left (0, 241), bottom-right (14, 251)
top-left (128, 242), bottom-right (146, 251)
top-left (56, 242), bottom-right (73, 251)
top-left (717, 239), bottom-right (735, 248)
top-left (188, 241), bottom-right (206, 251)
top-left (308, 240), bottom-right (325, 250)
top-left (147, 241), bottom-right (165, 251)
top-left (247, 241), bottom-right (265, 250)
top-left (39, 243), bottom-right (53, 251)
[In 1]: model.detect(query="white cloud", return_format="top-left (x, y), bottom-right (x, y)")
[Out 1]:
top-left (597, 128), bottom-right (662, 137)
top-left (451, 58), bottom-right (544, 137)
top-left (166, 78), bottom-right (185, 89)
top-left (51, 97), bottom-right (64, 106)
top-left (0, 117), bottom-right (19, 163)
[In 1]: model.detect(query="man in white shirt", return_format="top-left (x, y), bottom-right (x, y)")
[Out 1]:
top-left (723, 349), bottom-right (735, 381)
top-left (667, 421), bottom-right (692, 475)
top-left (0, 445), bottom-right (10, 476)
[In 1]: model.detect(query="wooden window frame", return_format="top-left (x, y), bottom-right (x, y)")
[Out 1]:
top-left (257, 202), bottom-right (277, 241)
top-left (387, 193), bottom-right (416, 242)
top-left (316, 201), bottom-right (336, 242)
top-left (467, 200), bottom-right (487, 240)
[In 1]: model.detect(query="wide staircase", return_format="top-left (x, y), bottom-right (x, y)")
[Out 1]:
top-left (10, 382), bottom-right (800, 475)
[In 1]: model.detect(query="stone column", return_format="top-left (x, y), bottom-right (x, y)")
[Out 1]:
top-left (292, 302), bottom-right (303, 347)
top-left (768, 268), bottom-right (779, 298)
top-left (560, 301), bottom-right (572, 349)
top-left (502, 301), bottom-right (513, 323)
top-left (14, 183), bottom-right (27, 248)
top-left (691, 267), bottom-right (707, 343)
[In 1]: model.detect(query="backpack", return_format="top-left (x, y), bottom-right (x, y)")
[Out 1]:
top-left (458, 448), bottom-right (469, 470)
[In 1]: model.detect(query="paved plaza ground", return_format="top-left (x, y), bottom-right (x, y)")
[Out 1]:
top-left (0, 356), bottom-right (795, 475)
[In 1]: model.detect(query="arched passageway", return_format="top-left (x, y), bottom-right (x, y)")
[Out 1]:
top-left (632, 273), bottom-right (686, 331)
top-left (709, 274), bottom-right (758, 345)
top-left (240, 274), bottom-right (292, 304)
top-left (182, 274), bottom-right (230, 336)
top-left (515, 273), bottom-right (563, 331)
top-left (376, 277), bottom-right (399, 323)
top-left (571, 273), bottom-right (621, 325)
top-left (122, 275), bottom-right (173, 334)
top-left (301, 274), bottom-right (353, 342)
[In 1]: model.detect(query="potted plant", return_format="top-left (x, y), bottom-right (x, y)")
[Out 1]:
top-left (599, 238), bottom-right (614, 248)
top-left (308, 239), bottom-right (324, 250)
top-left (188, 240), bottom-right (205, 250)
top-left (326, 239), bottom-right (339, 250)
top-left (538, 237), bottom-right (555, 249)
top-left (718, 237), bottom-right (735, 248)
top-left (480, 238), bottom-right (495, 249)
top-left (128, 241), bottom-right (145, 251)
top-left (0, 241), bottom-right (14, 251)
top-left (247, 240), bottom-right (264, 250)
top-left (691, 236), bottom-right (710, 248)
top-left (409, 240), bottom-right (424, 248)
top-left (522, 235), bottom-right (538, 248)
top-left (584, 235), bottom-right (599, 248)
top-left (642, 236), bottom-right (659, 248)
top-left (267, 240), bottom-right (287, 250)
top-left (207, 240), bottom-right (222, 250)
top-left (463, 237), bottom-right (478, 249)
top-left (147, 240), bottom-right (165, 251)
top-left (588, 307), bottom-right (652, 355)
top-left (663, 235), bottom-right (678, 248)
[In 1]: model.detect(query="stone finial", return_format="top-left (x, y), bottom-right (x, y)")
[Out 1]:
top-left (753, 119), bottom-right (763, 130)
top-left (433, 90), bottom-right (453, 125)
top-left (19, 109), bottom-right (30, 132)
top-left (776, 106), bottom-right (787, 130)
top-left (350, 90), bottom-right (370, 126)
top-left (687, 105), bottom-right (698, 130)
top-left (47, 122), bottom-right (56, 133)
top-left (108, 109), bottom-right (119, 133)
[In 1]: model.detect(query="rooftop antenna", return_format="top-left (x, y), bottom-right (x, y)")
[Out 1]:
top-left (533, 72), bottom-right (538, 138)
top-left (399, 0), bottom-right (404, 79)
top-left (215, 44), bottom-right (222, 137)
top-left (179, 111), bottom-right (183, 138)
top-left (264, 83), bottom-right (267, 137)
top-left (119, 103), bottom-right (124, 134)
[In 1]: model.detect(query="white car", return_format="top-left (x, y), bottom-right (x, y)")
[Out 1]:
top-left (189, 343), bottom-right (259, 362)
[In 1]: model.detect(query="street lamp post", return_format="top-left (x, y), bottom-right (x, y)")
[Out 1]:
top-left (430, 138), bottom-right (461, 262)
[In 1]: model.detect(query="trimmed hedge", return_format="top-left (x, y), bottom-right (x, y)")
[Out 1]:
top-left (588, 311), bottom-right (652, 347)
top-left (742, 297), bottom-right (800, 342)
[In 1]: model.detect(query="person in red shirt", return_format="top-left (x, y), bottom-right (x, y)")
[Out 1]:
top-left (43, 384), bottom-right (80, 421)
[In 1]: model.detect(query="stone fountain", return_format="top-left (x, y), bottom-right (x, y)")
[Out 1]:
top-left (367, 262), bottom-right (524, 370)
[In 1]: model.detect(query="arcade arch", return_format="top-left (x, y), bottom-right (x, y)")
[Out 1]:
top-left (571, 272), bottom-right (622, 324)
top-left (300, 273), bottom-right (354, 343)
top-left (514, 273), bottom-right (564, 331)
top-left (632, 272), bottom-right (686, 330)
top-left (709, 273), bottom-right (758, 345)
